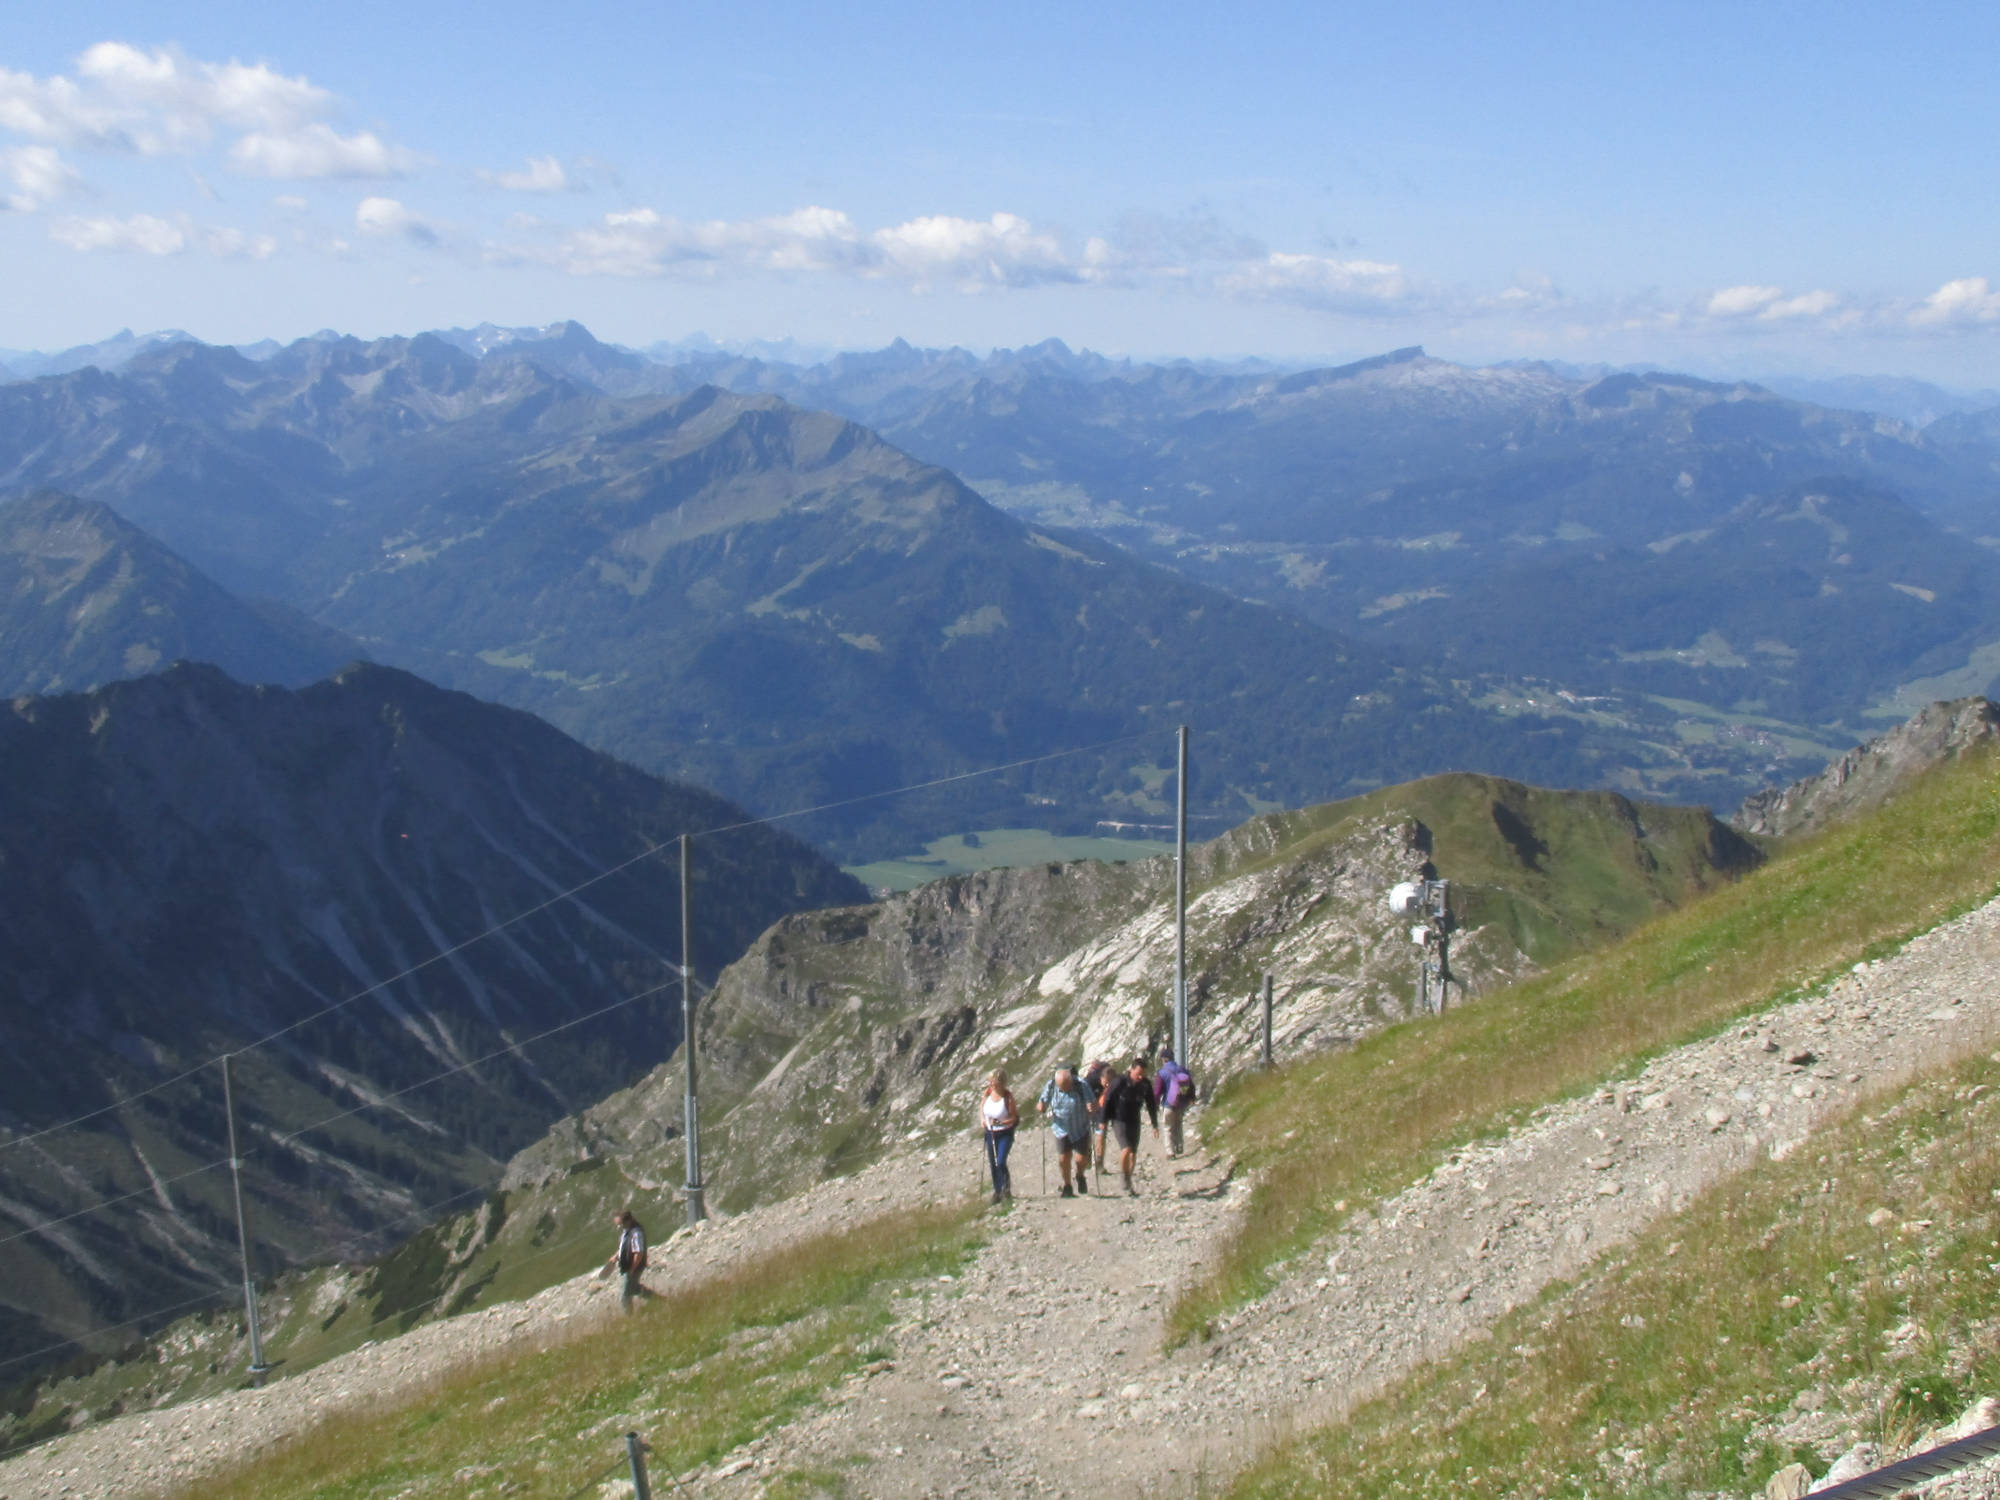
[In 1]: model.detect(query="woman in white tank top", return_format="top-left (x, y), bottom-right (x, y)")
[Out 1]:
top-left (980, 1070), bottom-right (1018, 1203)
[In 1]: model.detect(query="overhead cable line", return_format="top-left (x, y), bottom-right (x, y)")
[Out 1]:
top-left (0, 974), bottom-right (687, 1252)
top-left (0, 726), bottom-right (1160, 1157)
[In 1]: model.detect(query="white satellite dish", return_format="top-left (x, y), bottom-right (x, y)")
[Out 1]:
top-left (1410, 925), bottom-right (1430, 945)
top-left (1387, 881), bottom-right (1422, 916)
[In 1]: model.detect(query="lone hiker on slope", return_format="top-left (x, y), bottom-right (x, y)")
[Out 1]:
top-left (980, 1069), bottom-right (1019, 1204)
top-left (1155, 1049), bottom-right (1194, 1158)
top-left (1100, 1058), bottom-right (1160, 1197)
top-left (608, 1208), bottom-right (649, 1312)
top-left (1037, 1066), bottom-right (1095, 1197)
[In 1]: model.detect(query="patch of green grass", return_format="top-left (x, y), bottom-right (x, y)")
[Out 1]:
top-left (1207, 771), bottom-right (1760, 966)
top-left (1230, 1051), bottom-right (2000, 1498)
top-left (171, 1202), bottom-right (983, 1500)
top-left (1170, 747), bottom-right (2000, 1346)
top-left (845, 826), bottom-right (1170, 892)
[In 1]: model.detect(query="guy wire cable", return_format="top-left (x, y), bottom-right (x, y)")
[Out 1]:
top-left (0, 724), bottom-right (1166, 1156)
top-left (0, 976), bottom-right (688, 1248)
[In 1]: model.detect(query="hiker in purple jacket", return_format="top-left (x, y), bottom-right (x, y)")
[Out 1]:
top-left (1155, 1049), bottom-right (1194, 1158)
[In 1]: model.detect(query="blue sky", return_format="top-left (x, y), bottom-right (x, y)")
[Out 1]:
top-left (3, 1), bottom-right (1998, 380)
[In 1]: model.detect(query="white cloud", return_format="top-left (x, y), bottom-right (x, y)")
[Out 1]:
top-left (201, 225), bottom-right (277, 259)
top-left (355, 194), bottom-right (438, 246)
top-left (486, 154), bottom-right (570, 192)
top-left (231, 124), bottom-right (413, 180)
top-left (0, 43), bottom-right (411, 180)
top-left (75, 42), bottom-right (330, 150)
top-left (1910, 277), bottom-right (2000, 328)
top-left (1703, 284), bottom-right (1842, 322)
top-left (49, 212), bottom-right (186, 255)
top-left (873, 211), bottom-right (1079, 288)
top-left (1219, 251), bottom-right (1414, 313)
top-left (1, 144), bottom-right (80, 211)
top-left (537, 204), bottom-right (1095, 289)
top-left (0, 65), bottom-right (130, 149)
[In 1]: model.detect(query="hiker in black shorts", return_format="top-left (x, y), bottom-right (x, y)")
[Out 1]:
top-left (1083, 1058), bottom-right (1112, 1173)
top-left (1100, 1058), bottom-right (1160, 1196)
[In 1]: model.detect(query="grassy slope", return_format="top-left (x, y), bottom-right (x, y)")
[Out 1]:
top-left (1171, 746), bottom-right (2000, 1344)
top-left (3, 770), bottom-right (1768, 1451)
top-left (171, 1202), bottom-right (983, 1500)
top-left (1232, 1051), bottom-right (2000, 1498)
top-left (1209, 772), bottom-right (1760, 965)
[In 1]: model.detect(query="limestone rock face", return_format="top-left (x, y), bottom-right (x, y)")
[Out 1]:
top-left (1734, 697), bottom-right (2000, 839)
top-left (508, 774), bottom-right (1759, 1215)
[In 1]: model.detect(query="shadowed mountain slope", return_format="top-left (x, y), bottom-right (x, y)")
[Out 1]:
top-left (0, 489), bottom-right (357, 696)
top-left (0, 662), bottom-right (861, 1380)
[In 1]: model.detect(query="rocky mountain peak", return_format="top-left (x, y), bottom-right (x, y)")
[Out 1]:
top-left (1733, 697), bottom-right (2000, 838)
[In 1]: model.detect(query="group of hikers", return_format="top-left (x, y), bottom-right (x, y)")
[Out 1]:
top-left (607, 1048), bottom-right (1197, 1312)
top-left (978, 1048), bottom-right (1196, 1202)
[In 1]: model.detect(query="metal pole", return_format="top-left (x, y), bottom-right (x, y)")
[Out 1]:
top-left (681, 834), bottom-right (704, 1226)
top-left (1262, 973), bottom-right (1274, 1067)
top-left (1174, 723), bottom-right (1189, 1066)
top-left (626, 1432), bottom-right (653, 1500)
top-left (220, 1055), bottom-right (268, 1384)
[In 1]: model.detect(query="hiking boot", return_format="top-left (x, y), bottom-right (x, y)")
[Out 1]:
top-left (990, 1190), bottom-right (1003, 1205)
top-left (1060, 1183), bottom-right (1074, 1198)
top-left (1123, 1174), bottom-right (1137, 1196)
top-left (1076, 1173), bottom-right (1088, 1194)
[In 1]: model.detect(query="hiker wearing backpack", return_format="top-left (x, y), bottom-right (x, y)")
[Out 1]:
top-left (979, 1069), bottom-right (1019, 1204)
top-left (1037, 1066), bottom-right (1096, 1197)
top-left (1155, 1049), bottom-right (1195, 1158)
top-left (1100, 1058), bottom-right (1160, 1196)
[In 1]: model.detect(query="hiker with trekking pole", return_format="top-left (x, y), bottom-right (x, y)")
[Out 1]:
top-left (979, 1069), bottom-right (1019, 1205)
top-left (1037, 1065), bottom-right (1096, 1197)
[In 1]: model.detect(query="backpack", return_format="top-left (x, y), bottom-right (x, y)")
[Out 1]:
top-left (1163, 1062), bottom-right (1194, 1109)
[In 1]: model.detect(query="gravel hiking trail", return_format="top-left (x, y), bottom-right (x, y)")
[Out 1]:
top-left (11, 894), bottom-right (2000, 1499)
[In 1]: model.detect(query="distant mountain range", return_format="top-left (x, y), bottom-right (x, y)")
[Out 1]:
top-left (0, 662), bottom-right (859, 1378)
top-left (8, 323), bottom-right (2000, 845)
top-left (525, 334), bottom-right (2000, 729)
top-left (0, 334), bottom-right (1636, 856)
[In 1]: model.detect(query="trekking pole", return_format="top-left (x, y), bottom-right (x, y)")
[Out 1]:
top-left (1040, 1128), bottom-right (1047, 1195)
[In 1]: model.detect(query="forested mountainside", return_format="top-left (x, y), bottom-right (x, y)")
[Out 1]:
top-left (0, 335), bottom-right (1634, 857)
top-left (0, 489), bottom-right (357, 697)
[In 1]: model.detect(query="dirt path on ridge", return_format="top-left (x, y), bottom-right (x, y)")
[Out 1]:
top-left (12, 894), bottom-right (2000, 1499)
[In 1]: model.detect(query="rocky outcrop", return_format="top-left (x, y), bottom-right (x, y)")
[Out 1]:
top-left (506, 774), bottom-right (1759, 1215)
top-left (1733, 698), bottom-right (2000, 839)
